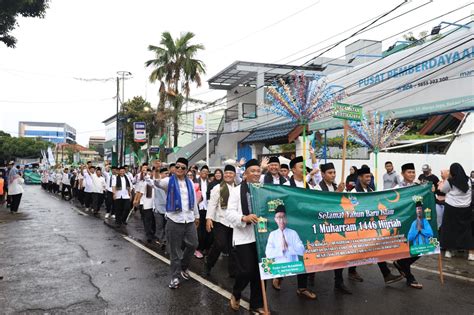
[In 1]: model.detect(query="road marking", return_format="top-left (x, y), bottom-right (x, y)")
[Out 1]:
top-left (410, 264), bottom-right (474, 283)
top-left (122, 235), bottom-right (250, 310)
top-left (387, 260), bottom-right (474, 283)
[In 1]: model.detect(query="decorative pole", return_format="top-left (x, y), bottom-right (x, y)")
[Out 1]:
top-left (348, 112), bottom-right (409, 190)
top-left (262, 73), bottom-right (345, 188)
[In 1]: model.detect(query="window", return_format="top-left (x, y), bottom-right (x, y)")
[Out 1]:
top-left (242, 103), bottom-right (257, 119)
top-left (225, 104), bottom-right (239, 122)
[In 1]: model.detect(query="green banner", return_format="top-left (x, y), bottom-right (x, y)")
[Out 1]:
top-left (250, 183), bottom-right (439, 280)
top-left (332, 102), bottom-right (362, 121)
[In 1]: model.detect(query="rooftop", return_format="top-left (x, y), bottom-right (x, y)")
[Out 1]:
top-left (207, 61), bottom-right (324, 91)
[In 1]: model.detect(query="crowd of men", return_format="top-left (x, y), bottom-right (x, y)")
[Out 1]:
top-left (32, 154), bottom-right (473, 315)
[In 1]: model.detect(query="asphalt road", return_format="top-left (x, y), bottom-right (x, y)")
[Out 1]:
top-left (1, 185), bottom-right (473, 315)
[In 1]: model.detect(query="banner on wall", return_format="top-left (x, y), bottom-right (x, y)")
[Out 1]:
top-left (249, 183), bottom-right (439, 280)
top-left (193, 112), bottom-right (206, 133)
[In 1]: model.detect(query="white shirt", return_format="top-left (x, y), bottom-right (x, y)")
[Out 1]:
top-left (76, 173), bottom-right (84, 189)
top-left (55, 172), bottom-right (62, 185)
top-left (315, 181), bottom-right (335, 191)
top-left (198, 178), bottom-right (208, 210)
top-left (155, 176), bottom-right (199, 223)
top-left (207, 182), bottom-right (234, 227)
top-left (284, 177), bottom-right (315, 189)
top-left (83, 169), bottom-right (94, 193)
top-left (112, 176), bottom-right (131, 199)
top-left (259, 174), bottom-right (283, 185)
top-left (154, 181), bottom-right (167, 214)
top-left (8, 176), bottom-right (24, 195)
top-left (61, 173), bottom-right (70, 186)
top-left (265, 228), bottom-right (305, 263)
top-left (137, 179), bottom-right (155, 210)
top-left (441, 180), bottom-right (471, 208)
top-left (92, 174), bottom-right (106, 193)
top-left (225, 184), bottom-right (256, 246)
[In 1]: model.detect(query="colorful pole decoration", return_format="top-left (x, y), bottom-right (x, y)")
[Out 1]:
top-left (332, 102), bottom-right (363, 183)
top-left (263, 73), bottom-right (345, 187)
top-left (347, 111), bottom-right (409, 189)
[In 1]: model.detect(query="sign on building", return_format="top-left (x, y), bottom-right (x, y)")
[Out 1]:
top-left (332, 103), bottom-right (362, 121)
top-left (133, 122), bottom-right (146, 143)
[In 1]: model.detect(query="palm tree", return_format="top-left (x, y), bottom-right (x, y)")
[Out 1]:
top-left (145, 31), bottom-right (206, 149)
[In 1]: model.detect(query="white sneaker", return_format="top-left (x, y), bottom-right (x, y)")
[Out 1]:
top-left (445, 250), bottom-right (452, 258)
top-left (105, 213), bottom-right (110, 219)
top-left (468, 254), bottom-right (474, 261)
top-left (111, 215), bottom-right (116, 219)
top-left (84, 208), bottom-right (90, 212)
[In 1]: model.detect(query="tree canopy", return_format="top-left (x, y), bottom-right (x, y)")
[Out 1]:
top-left (121, 96), bottom-right (159, 154)
top-left (0, 0), bottom-right (49, 48)
top-left (145, 31), bottom-right (206, 147)
top-left (0, 131), bottom-right (53, 163)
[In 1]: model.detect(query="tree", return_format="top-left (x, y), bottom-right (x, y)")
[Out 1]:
top-left (145, 31), bottom-right (206, 148)
top-left (0, 131), bottom-right (52, 162)
top-left (121, 96), bottom-right (159, 160)
top-left (0, 0), bottom-right (49, 48)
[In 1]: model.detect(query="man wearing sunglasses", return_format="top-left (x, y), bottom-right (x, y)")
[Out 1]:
top-left (154, 158), bottom-right (199, 290)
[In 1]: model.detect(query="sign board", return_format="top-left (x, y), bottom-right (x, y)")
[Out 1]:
top-left (310, 27), bottom-right (474, 130)
top-left (149, 147), bottom-right (160, 154)
top-left (193, 112), bottom-right (206, 133)
top-left (133, 122), bottom-right (146, 143)
top-left (250, 183), bottom-right (438, 280)
top-left (332, 102), bottom-right (362, 121)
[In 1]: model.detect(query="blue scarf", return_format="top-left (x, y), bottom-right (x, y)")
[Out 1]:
top-left (166, 174), bottom-right (195, 212)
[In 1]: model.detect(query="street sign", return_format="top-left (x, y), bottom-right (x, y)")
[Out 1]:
top-left (133, 122), bottom-right (146, 143)
top-left (149, 147), bottom-right (160, 154)
top-left (332, 102), bottom-right (362, 121)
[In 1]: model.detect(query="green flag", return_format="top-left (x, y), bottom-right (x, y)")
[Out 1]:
top-left (159, 134), bottom-right (167, 146)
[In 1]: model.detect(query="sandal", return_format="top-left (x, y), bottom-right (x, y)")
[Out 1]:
top-left (296, 288), bottom-right (317, 300)
top-left (408, 280), bottom-right (423, 289)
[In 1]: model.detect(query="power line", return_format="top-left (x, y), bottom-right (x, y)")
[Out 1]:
top-left (207, 0), bottom-right (322, 54)
top-left (189, 1), bottom-right (466, 115)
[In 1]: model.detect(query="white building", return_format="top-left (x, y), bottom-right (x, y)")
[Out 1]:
top-left (18, 121), bottom-right (76, 144)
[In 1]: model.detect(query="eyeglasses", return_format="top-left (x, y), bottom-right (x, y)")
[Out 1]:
top-left (176, 165), bottom-right (187, 170)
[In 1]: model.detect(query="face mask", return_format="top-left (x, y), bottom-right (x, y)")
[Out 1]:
top-left (145, 175), bottom-right (151, 180)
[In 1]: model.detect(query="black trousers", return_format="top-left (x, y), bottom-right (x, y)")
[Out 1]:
top-left (395, 257), bottom-right (420, 281)
top-left (105, 191), bottom-right (115, 214)
top-left (61, 184), bottom-right (71, 200)
top-left (232, 242), bottom-right (263, 309)
top-left (197, 209), bottom-right (213, 251)
top-left (47, 181), bottom-right (53, 192)
top-left (77, 189), bottom-right (85, 205)
top-left (334, 266), bottom-right (357, 285)
top-left (206, 222), bottom-right (235, 275)
top-left (10, 193), bottom-right (22, 212)
top-left (92, 192), bottom-right (104, 212)
top-left (378, 262), bottom-right (391, 277)
top-left (114, 198), bottom-right (131, 224)
top-left (140, 207), bottom-right (156, 241)
top-left (84, 192), bottom-right (93, 208)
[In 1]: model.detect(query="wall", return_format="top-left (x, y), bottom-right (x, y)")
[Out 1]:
top-left (209, 131), bottom-right (249, 166)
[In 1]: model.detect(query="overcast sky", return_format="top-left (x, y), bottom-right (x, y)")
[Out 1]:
top-left (0, 0), bottom-right (471, 145)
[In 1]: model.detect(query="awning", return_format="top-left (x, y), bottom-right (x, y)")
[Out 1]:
top-left (241, 122), bottom-right (298, 145)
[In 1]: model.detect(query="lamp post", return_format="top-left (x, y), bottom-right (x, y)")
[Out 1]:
top-left (117, 71), bottom-right (132, 165)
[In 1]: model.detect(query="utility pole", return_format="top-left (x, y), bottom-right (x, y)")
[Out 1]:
top-left (116, 77), bottom-right (120, 166)
top-left (117, 71), bottom-right (132, 165)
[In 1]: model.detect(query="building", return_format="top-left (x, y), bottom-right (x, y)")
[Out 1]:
top-left (171, 21), bottom-right (473, 177)
top-left (102, 114), bottom-right (118, 163)
top-left (88, 136), bottom-right (105, 156)
top-left (18, 121), bottom-right (76, 144)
